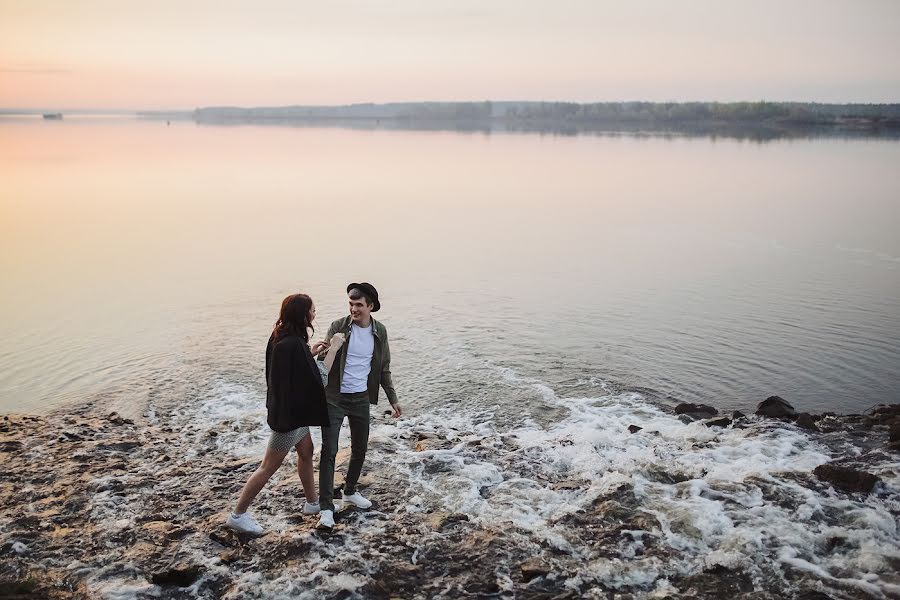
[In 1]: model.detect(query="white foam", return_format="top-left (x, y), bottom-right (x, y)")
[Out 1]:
top-left (170, 365), bottom-right (900, 597)
top-left (371, 376), bottom-right (900, 595)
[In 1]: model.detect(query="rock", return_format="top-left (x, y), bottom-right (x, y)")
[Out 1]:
top-left (732, 411), bottom-right (747, 420)
top-left (106, 412), bottom-right (133, 426)
top-left (628, 425), bottom-right (642, 434)
top-left (209, 529), bottom-right (237, 548)
top-left (755, 396), bottom-right (797, 419)
top-left (150, 562), bottom-right (203, 587)
top-left (889, 419), bottom-right (900, 443)
top-left (425, 511), bottom-right (469, 531)
top-left (550, 479), bottom-right (585, 491)
top-left (676, 565), bottom-right (753, 596)
top-left (869, 404), bottom-right (900, 424)
top-left (704, 417), bottom-right (732, 428)
top-left (674, 403), bottom-right (718, 418)
top-left (813, 463), bottom-right (880, 494)
top-left (414, 438), bottom-right (453, 452)
top-left (520, 557), bottom-right (550, 582)
top-left (794, 413), bottom-right (819, 432)
top-left (795, 592), bottom-right (836, 600)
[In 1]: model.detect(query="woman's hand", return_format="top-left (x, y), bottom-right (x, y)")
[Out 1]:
top-left (310, 340), bottom-right (330, 355)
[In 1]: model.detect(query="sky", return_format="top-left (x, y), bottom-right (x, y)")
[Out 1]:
top-left (1, 0), bottom-right (899, 110)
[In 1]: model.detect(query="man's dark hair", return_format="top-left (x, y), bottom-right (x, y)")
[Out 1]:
top-left (348, 287), bottom-right (374, 307)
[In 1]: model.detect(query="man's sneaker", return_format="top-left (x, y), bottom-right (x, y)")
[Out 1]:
top-left (303, 501), bottom-right (320, 515)
top-left (225, 512), bottom-right (264, 535)
top-left (342, 491), bottom-right (372, 509)
top-left (317, 509), bottom-right (335, 530)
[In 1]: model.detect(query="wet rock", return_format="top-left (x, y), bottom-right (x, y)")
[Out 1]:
top-left (218, 549), bottom-right (241, 564)
top-left (704, 417), bottom-right (732, 428)
top-left (675, 564), bottom-right (753, 596)
top-left (888, 420), bottom-right (900, 443)
top-left (825, 536), bottom-right (848, 551)
top-left (96, 440), bottom-right (141, 452)
top-left (813, 463), bottom-right (880, 494)
top-left (794, 413), bottom-right (819, 432)
top-left (0, 577), bottom-right (40, 598)
top-left (674, 403), bottom-right (718, 418)
top-left (755, 396), bottom-right (797, 419)
top-left (425, 511), bottom-right (469, 531)
top-left (868, 404), bottom-right (900, 424)
top-left (795, 592), bottom-right (836, 600)
top-left (0, 440), bottom-right (24, 452)
top-left (106, 412), bottom-right (133, 426)
top-left (551, 479), bottom-right (585, 491)
top-left (520, 556), bottom-right (550, 582)
top-left (150, 562), bottom-right (203, 587)
top-left (209, 529), bottom-right (238, 548)
top-left (627, 425), bottom-right (642, 433)
top-left (732, 410), bottom-right (747, 420)
top-left (414, 437), bottom-right (453, 452)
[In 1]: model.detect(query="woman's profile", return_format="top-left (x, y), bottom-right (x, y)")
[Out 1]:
top-left (225, 293), bottom-right (331, 535)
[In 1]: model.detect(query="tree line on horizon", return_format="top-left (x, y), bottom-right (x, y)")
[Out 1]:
top-left (191, 101), bottom-right (900, 125)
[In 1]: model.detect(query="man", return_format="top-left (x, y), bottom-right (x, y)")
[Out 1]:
top-left (316, 282), bottom-right (401, 530)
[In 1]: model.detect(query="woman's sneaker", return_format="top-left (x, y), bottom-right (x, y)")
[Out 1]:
top-left (303, 501), bottom-right (320, 515)
top-left (225, 512), bottom-right (264, 535)
top-left (342, 491), bottom-right (372, 509)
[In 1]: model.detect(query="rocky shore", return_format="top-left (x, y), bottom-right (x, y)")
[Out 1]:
top-left (1, 398), bottom-right (898, 599)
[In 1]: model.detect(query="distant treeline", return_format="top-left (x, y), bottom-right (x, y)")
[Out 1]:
top-left (192, 101), bottom-right (900, 126)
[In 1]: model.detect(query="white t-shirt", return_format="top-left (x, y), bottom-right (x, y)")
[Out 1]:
top-left (341, 323), bottom-right (374, 393)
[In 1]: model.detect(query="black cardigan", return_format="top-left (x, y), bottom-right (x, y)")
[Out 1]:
top-left (265, 334), bottom-right (329, 432)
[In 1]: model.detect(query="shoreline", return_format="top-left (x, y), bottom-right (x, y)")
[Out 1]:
top-left (1, 396), bottom-right (897, 599)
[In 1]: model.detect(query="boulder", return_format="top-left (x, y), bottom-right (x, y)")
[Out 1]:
top-left (794, 413), bottom-right (819, 432)
top-left (704, 417), bottom-right (732, 428)
top-left (628, 425), bottom-right (642, 434)
top-left (755, 396), bottom-right (797, 419)
top-left (813, 463), bottom-right (880, 494)
top-left (520, 557), bottom-right (550, 582)
top-left (675, 403), bottom-right (718, 418)
top-left (732, 411), bottom-right (747, 420)
top-left (150, 562), bottom-right (203, 587)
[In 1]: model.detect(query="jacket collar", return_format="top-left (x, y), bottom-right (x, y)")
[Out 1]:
top-left (342, 315), bottom-right (381, 338)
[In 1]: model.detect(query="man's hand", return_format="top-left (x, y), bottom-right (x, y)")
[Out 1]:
top-left (310, 340), bottom-right (330, 355)
top-left (390, 402), bottom-right (402, 418)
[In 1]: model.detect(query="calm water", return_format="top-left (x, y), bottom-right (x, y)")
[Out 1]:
top-left (1, 117), bottom-right (899, 417)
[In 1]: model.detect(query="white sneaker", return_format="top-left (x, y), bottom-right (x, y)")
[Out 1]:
top-left (303, 501), bottom-right (320, 515)
top-left (225, 512), bottom-right (264, 535)
top-left (317, 509), bottom-right (335, 530)
top-left (342, 491), bottom-right (372, 509)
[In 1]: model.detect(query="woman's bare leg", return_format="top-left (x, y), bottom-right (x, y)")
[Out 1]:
top-left (295, 435), bottom-right (317, 503)
top-left (234, 445), bottom-right (290, 514)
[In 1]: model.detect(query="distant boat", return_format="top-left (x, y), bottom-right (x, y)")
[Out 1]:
top-left (42, 113), bottom-right (63, 120)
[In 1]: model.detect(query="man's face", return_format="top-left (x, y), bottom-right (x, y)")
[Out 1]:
top-left (349, 294), bottom-right (373, 324)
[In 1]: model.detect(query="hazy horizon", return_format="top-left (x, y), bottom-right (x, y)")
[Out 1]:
top-left (2, 0), bottom-right (899, 111)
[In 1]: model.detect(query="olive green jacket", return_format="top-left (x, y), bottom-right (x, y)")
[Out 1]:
top-left (320, 316), bottom-right (398, 406)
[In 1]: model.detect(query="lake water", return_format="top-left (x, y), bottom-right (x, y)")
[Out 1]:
top-left (1, 117), bottom-right (898, 417)
top-left (3, 117), bottom-right (900, 598)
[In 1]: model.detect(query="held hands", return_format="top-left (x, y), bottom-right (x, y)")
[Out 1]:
top-left (310, 340), bottom-right (330, 355)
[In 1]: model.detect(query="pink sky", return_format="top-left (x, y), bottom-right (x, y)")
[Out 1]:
top-left (2, 0), bottom-right (899, 110)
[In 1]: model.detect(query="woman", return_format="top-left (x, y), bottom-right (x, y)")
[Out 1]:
top-left (226, 293), bottom-right (330, 535)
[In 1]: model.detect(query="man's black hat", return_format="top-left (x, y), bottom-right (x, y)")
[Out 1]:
top-left (347, 282), bottom-right (380, 312)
